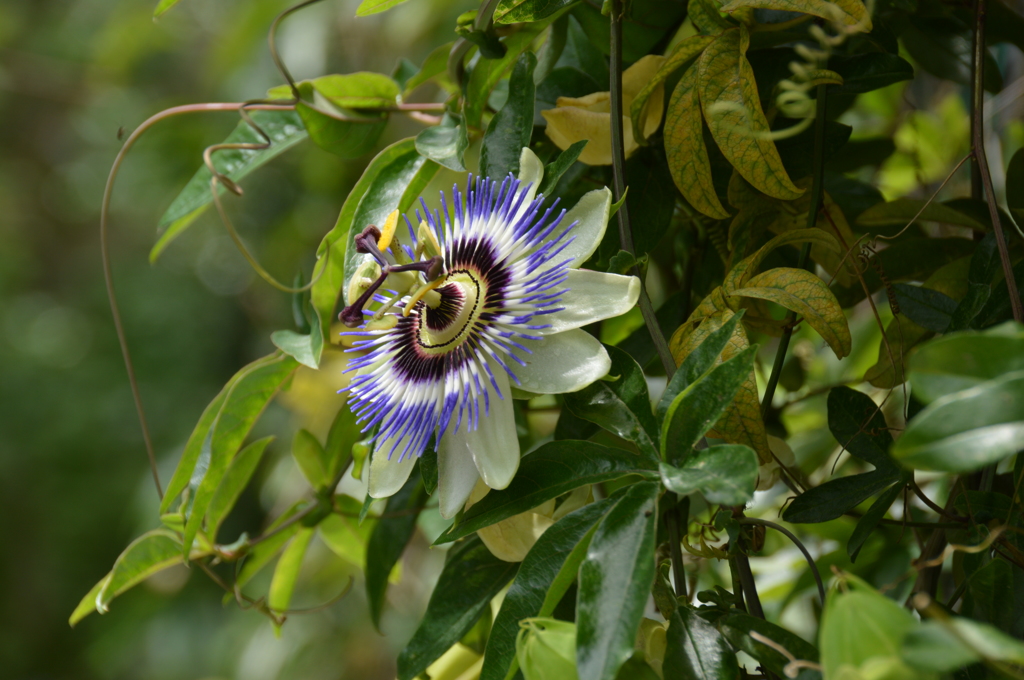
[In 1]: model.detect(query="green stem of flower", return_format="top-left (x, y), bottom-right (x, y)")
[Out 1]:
top-left (760, 84), bottom-right (828, 419)
top-left (609, 0), bottom-right (676, 378)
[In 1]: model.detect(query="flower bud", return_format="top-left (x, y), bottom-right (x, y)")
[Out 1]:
top-left (516, 618), bottom-right (579, 680)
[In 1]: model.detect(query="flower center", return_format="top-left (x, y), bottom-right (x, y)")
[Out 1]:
top-left (416, 270), bottom-right (484, 353)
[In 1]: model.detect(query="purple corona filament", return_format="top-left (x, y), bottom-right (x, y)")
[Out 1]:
top-left (340, 174), bottom-right (577, 462)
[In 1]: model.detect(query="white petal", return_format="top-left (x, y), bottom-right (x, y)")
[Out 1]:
top-left (552, 188), bottom-right (612, 268)
top-left (437, 427), bottom-right (481, 519)
top-left (518, 147), bottom-right (545, 202)
top-left (538, 269), bottom-right (640, 335)
top-left (368, 434), bottom-right (418, 499)
top-left (469, 367), bottom-right (521, 490)
top-left (512, 329), bottom-right (611, 394)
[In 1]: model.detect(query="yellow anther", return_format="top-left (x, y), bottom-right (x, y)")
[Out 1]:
top-left (378, 209), bottom-right (400, 253)
top-left (403, 277), bottom-right (446, 316)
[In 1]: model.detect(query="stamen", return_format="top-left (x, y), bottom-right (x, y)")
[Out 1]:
top-left (403, 277), bottom-right (446, 316)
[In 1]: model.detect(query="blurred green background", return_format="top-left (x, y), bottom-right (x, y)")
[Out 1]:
top-left (0, 1), bottom-right (468, 677)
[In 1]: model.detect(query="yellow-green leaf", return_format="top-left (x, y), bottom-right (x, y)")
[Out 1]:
top-left (731, 267), bottom-right (852, 358)
top-left (803, 68), bottom-right (844, 87)
top-left (664, 65), bottom-right (730, 219)
top-left (268, 527), bottom-right (315, 614)
top-left (671, 310), bottom-right (770, 462)
top-left (863, 315), bottom-right (930, 388)
top-left (153, 0), bottom-right (184, 18)
top-left (768, 185), bottom-right (858, 286)
top-left (689, 0), bottom-right (735, 33)
top-left (723, 227), bottom-right (842, 293)
top-left (719, 0), bottom-right (871, 29)
top-left (632, 35), bottom-right (716, 145)
top-left (697, 27), bottom-right (803, 201)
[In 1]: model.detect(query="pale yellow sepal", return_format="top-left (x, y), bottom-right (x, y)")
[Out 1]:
top-left (541, 55), bottom-right (666, 166)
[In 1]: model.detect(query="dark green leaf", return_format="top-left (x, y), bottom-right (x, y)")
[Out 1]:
top-left (182, 355), bottom-right (299, 557)
top-left (626, 152), bottom-right (677, 257)
top-left (415, 114), bottom-right (469, 172)
top-left (207, 436), bottom-right (273, 540)
top-left (404, 42), bottom-right (455, 93)
top-left (310, 138), bottom-right (439, 336)
top-left (152, 110), bottom-right (307, 262)
top-left (481, 51), bottom-right (537, 180)
top-left (656, 311), bottom-right (744, 423)
top-left (482, 498), bottom-right (616, 680)
top-left (719, 612), bottom-right (819, 679)
top-left (324, 404), bottom-right (359, 483)
top-left (297, 101), bottom-right (387, 159)
top-left (366, 468), bottom-right (427, 630)
top-left (661, 346), bottom-right (757, 463)
top-left (662, 606), bottom-right (739, 680)
top-left (554, 402), bottom-right (600, 441)
top-left (901, 19), bottom-right (1003, 93)
top-left (659, 444), bottom-right (758, 506)
top-left (974, 260), bottom-right (1024, 329)
top-left (563, 345), bottom-right (660, 461)
top-left (891, 283), bottom-right (957, 333)
top-left (577, 482), bottom-right (659, 680)
top-left (397, 537), bottom-right (519, 680)
top-left (847, 473), bottom-right (908, 561)
top-left (434, 440), bottom-right (657, 544)
top-left (825, 138), bottom-right (896, 174)
top-left (539, 140), bottom-right (588, 196)
top-left (783, 469), bottom-right (898, 523)
top-left (827, 386), bottom-right (899, 474)
top-left (953, 490), bottom-right (1013, 524)
top-left (894, 370), bottom-right (1024, 472)
top-left (829, 53), bottom-right (914, 93)
top-left (776, 120), bottom-right (852, 181)
top-left (947, 282), bottom-right (991, 332)
top-left (419, 446), bottom-right (438, 495)
top-left (963, 557), bottom-right (1018, 632)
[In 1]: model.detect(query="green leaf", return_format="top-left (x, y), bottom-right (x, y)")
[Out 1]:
top-left (70, 578), bottom-right (106, 627)
top-left (829, 52), bottom-right (913, 93)
top-left (397, 537), bottom-right (519, 680)
top-left (465, 20), bottom-right (555, 129)
top-left (270, 326), bottom-right (323, 369)
top-left (481, 51), bottom-right (537, 180)
top-left (731, 267), bottom-right (851, 359)
top-left (296, 101), bottom-right (387, 159)
top-left (963, 557), bottom-right (1017, 632)
top-left (659, 444), bottom-right (758, 506)
top-left (901, 19), bottom-right (1003, 94)
top-left (903, 616), bottom-right (1024, 671)
top-left (632, 34), bottom-right (716, 145)
top-left (908, 324), bottom-right (1024, 403)
top-left (415, 116), bottom-right (469, 171)
top-left (404, 42), bottom-right (456, 94)
top-left (847, 473), bottom-right (909, 561)
top-left (661, 346), bottom-right (757, 463)
top-left (236, 502), bottom-right (306, 588)
top-left (719, 612), bottom-right (819, 678)
top-left (688, 0), bottom-right (734, 34)
top-left (366, 468), bottom-right (427, 630)
top-left (151, 110), bottom-right (307, 262)
top-left (267, 527), bottom-right (314, 613)
top-left (664, 64), bottom-right (729, 220)
top-left (539, 140), bottom-right (588, 196)
top-left (563, 345), bottom-right (660, 462)
top-left (356, 0), bottom-right (416, 15)
top-left (482, 497), bottom-right (617, 680)
top-left (292, 429), bottom-right (329, 490)
top-left (697, 27), bottom-right (802, 201)
top-left (719, 0), bottom-right (870, 27)
top-left (894, 370), bottom-right (1024, 472)
top-left (891, 283), bottom-right (957, 333)
top-left (99, 530), bottom-right (191, 610)
top-left (784, 386), bottom-right (901, 523)
top-left (319, 496), bottom-right (374, 565)
top-left (310, 138), bottom-right (438, 337)
top-left (662, 607), bottom-right (739, 680)
top-left (819, 586), bottom-right (916, 679)
top-left (657, 311), bottom-right (744, 422)
top-left (494, 0), bottom-right (577, 24)
top-left (181, 355), bottom-right (299, 557)
top-left (324, 402), bottom-right (359, 483)
top-left (309, 73), bottom-right (400, 109)
top-left (434, 440), bottom-right (657, 544)
top-left (576, 482), bottom-right (659, 680)
top-left (207, 436), bottom-right (273, 540)
top-left (153, 0), bottom-right (184, 18)
top-left (626, 153), bottom-right (677, 257)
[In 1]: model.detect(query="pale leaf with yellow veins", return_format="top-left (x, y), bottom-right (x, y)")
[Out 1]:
top-left (731, 267), bottom-right (852, 359)
top-left (719, 0), bottom-right (872, 30)
top-left (697, 27), bottom-right (803, 201)
top-left (632, 35), bottom-right (716, 145)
